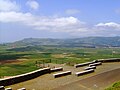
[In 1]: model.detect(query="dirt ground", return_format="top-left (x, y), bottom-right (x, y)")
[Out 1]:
top-left (8, 62), bottom-right (120, 90)
top-left (53, 68), bottom-right (120, 90)
top-left (0, 59), bottom-right (25, 64)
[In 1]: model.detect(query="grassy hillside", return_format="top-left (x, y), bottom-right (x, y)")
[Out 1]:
top-left (105, 81), bottom-right (120, 90)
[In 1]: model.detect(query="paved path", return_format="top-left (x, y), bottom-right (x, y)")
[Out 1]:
top-left (53, 68), bottom-right (120, 90)
top-left (9, 62), bottom-right (120, 90)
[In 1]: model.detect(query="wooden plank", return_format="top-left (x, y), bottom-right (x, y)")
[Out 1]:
top-left (75, 69), bottom-right (94, 76)
top-left (74, 60), bottom-right (98, 68)
top-left (17, 88), bottom-right (26, 90)
top-left (53, 71), bottom-right (72, 78)
top-left (89, 62), bottom-right (102, 67)
top-left (50, 67), bottom-right (63, 72)
top-left (84, 66), bottom-right (96, 70)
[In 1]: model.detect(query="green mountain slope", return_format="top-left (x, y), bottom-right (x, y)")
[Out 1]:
top-left (1, 37), bottom-right (120, 48)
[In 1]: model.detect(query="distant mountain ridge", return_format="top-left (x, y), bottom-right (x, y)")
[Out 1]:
top-left (4, 37), bottom-right (120, 48)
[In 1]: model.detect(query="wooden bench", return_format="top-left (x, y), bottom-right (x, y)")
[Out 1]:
top-left (98, 58), bottom-right (120, 63)
top-left (84, 66), bottom-right (96, 70)
top-left (17, 88), bottom-right (26, 90)
top-left (89, 62), bottom-right (102, 67)
top-left (74, 60), bottom-right (97, 68)
top-left (53, 71), bottom-right (72, 78)
top-left (75, 69), bottom-right (94, 76)
top-left (50, 67), bottom-right (63, 72)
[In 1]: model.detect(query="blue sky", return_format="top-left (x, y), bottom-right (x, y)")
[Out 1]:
top-left (0, 0), bottom-right (120, 43)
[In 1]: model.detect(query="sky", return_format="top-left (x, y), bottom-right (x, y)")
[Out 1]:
top-left (0, 0), bottom-right (120, 43)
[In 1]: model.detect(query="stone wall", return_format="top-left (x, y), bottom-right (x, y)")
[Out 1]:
top-left (98, 58), bottom-right (120, 63)
top-left (0, 68), bottom-right (50, 86)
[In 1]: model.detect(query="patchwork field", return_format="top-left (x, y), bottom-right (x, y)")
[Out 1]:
top-left (1, 47), bottom-right (120, 77)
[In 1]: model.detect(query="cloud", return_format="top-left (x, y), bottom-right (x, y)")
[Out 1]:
top-left (0, 11), bottom-right (120, 37)
top-left (31, 16), bottom-right (85, 32)
top-left (65, 9), bottom-right (80, 15)
top-left (0, 12), bottom-right (33, 23)
top-left (67, 22), bottom-right (120, 37)
top-left (0, 11), bottom-right (85, 32)
top-left (0, 0), bottom-right (120, 38)
top-left (96, 22), bottom-right (120, 30)
top-left (0, 0), bottom-right (20, 12)
top-left (26, 0), bottom-right (39, 10)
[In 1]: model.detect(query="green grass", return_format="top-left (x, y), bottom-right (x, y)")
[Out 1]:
top-left (0, 60), bottom-right (38, 77)
top-left (105, 81), bottom-right (120, 90)
top-left (0, 47), bottom-right (120, 77)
